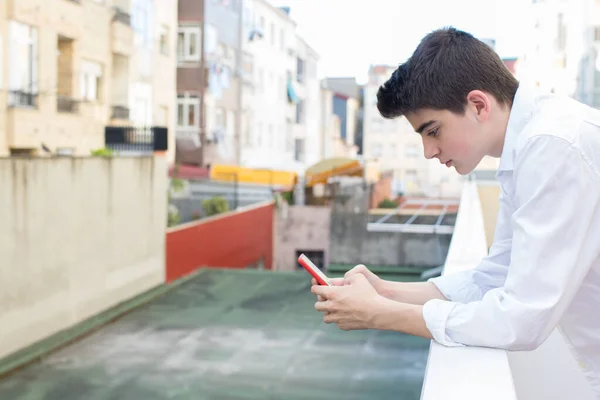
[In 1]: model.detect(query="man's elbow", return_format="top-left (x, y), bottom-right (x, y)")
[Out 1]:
top-left (502, 325), bottom-right (551, 351)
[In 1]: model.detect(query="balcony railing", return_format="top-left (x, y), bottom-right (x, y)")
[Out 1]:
top-left (112, 7), bottom-right (131, 26)
top-left (111, 105), bottom-right (130, 120)
top-left (105, 126), bottom-right (168, 155)
top-left (8, 91), bottom-right (38, 108)
top-left (57, 96), bottom-right (79, 113)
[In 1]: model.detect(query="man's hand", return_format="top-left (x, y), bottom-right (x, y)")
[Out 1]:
top-left (311, 274), bottom-right (385, 331)
top-left (311, 264), bottom-right (385, 300)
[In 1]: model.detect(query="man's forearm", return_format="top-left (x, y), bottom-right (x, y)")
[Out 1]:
top-left (371, 297), bottom-right (433, 339)
top-left (378, 281), bottom-right (447, 305)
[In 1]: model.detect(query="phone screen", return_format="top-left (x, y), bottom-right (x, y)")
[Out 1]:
top-left (298, 253), bottom-right (332, 286)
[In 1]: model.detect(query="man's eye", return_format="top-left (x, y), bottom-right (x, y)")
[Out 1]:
top-left (427, 128), bottom-right (439, 137)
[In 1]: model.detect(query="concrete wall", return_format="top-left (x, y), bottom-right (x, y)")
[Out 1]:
top-left (0, 157), bottom-right (168, 361)
top-left (330, 212), bottom-right (451, 268)
top-left (166, 201), bottom-right (274, 282)
top-left (274, 205), bottom-right (331, 272)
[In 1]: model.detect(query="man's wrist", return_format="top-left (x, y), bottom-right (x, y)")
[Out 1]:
top-left (370, 296), bottom-right (433, 340)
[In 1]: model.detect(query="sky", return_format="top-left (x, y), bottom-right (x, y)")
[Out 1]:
top-left (267, 0), bottom-right (531, 84)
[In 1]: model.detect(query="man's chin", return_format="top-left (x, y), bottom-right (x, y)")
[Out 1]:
top-left (453, 163), bottom-right (473, 176)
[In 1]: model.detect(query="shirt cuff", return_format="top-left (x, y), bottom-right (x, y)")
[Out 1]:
top-left (428, 270), bottom-right (482, 303)
top-left (422, 298), bottom-right (465, 347)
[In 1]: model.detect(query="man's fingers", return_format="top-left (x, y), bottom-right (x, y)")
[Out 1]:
top-left (345, 264), bottom-right (367, 278)
top-left (311, 284), bottom-right (337, 299)
top-left (330, 278), bottom-right (345, 286)
top-left (314, 300), bottom-right (333, 312)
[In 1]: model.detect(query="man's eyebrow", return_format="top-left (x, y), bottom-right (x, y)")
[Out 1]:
top-left (416, 120), bottom-right (436, 134)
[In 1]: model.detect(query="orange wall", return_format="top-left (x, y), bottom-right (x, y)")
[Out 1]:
top-left (166, 202), bottom-right (274, 282)
top-left (369, 172), bottom-right (393, 209)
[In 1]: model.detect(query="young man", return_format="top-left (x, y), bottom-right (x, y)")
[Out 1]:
top-left (311, 27), bottom-right (600, 394)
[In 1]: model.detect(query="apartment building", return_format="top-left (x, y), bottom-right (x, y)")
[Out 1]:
top-left (0, 0), bottom-right (176, 160)
top-left (235, 1), bottom-right (320, 173)
top-left (320, 77), bottom-right (361, 159)
top-left (363, 65), bottom-right (463, 197)
top-left (518, 0), bottom-right (600, 108)
top-left (176, 0), bottom-right (243, 167)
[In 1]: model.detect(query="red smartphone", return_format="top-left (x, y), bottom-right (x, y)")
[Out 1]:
top-left (298, 253), bottom-right (331, 286)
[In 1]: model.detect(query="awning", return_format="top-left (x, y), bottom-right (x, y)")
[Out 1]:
top-left (210, 164), bottom-right (298, 188)
top-left (305, 157), bottom-right (363, 187)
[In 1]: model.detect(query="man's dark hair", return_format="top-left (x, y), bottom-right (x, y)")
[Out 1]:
top-left (376, 27), bottom-right (519, 119)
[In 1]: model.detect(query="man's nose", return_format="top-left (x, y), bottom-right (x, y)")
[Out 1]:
top-left (423, 143), bottom-right (440, 160)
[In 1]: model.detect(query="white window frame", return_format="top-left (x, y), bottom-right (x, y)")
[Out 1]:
top-left (80, 60), bottom-right (102, 102)
top-left (177, 93), bottom-right (200, 128)
top-left (178, 26), bottom-right (201, 63)
top-left (9, 21), bottom-right (38, 95)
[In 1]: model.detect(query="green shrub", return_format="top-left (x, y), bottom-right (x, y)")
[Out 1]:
top-left (203, 196), bottom-right (229, 217)
top-left (91, 148), bottom-right (114, 157)
top-left (378, 198), bottom-right (397, 209)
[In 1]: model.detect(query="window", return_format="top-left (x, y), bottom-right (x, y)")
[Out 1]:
top-left (296, 57), bottom-right (305, 83)
top-left (177, 26), bottom-right (201, 63)
top-left (406, 169), bottom-right (417, 183)
top-left (280, 29), bottom-right (285, 51)
top-left (270, 23), bottom-right (275, 46)
top-left (159, 25), bottom-right (169, 56)
top-left (595, 26), bottom-right (600, 42)
top-left (296, 99), bottom-right (304, 124)
top-left (8, 21), bottom-right (38, 107)
top-left (177, 93), bottom-right (199, 128)
top-left (132, 6), bottom-right (149, 47)
top-left (405, 144), bottom-right (419, 158)
top-left (80, 60), bottom-right (102, 101)
top-left (294, 138), bottom-right (304, 162)
top-left (259, 16), bottom-right (265, 30)
top-left (268, 124), bottom-right (273, 147)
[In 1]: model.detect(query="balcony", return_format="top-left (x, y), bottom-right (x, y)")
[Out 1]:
top-left (8, 91), bottom-right (38, 108)
top-left (111, 7), bottom-right (134, 56)
top-left (105, 126), bottom-right (168, 155)
top-left (57, 96), bottom-right (79, 113)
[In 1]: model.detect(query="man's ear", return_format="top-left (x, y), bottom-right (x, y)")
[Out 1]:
top-left (466, 90), bottom-right (491, 121)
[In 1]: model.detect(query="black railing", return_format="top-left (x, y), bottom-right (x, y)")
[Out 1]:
top-left (8, 91), bottom-right (38, 108)
top-left (105, 126), bottom-right (168, 154)
top-left (112, 7), bottom-right (131, 26)
top-left (57, 96), bottom-right (79, 113)
top-left (111, 105), bottom-right (130, 120)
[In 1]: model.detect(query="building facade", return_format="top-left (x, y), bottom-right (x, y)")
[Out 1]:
top-left (1, 0), bottom-right (176, 161)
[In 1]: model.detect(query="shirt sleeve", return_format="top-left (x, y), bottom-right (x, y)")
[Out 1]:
top-left (428, 182), bottom-right (513, 304)
top-left (423, 135), bottom-right (600, 350)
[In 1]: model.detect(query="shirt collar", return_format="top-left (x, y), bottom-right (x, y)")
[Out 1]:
top-left (497, 83), bottom-right (538, 172)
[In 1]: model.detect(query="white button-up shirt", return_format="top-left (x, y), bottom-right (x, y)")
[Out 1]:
top-left (422, 83), bottom-right (600, 394)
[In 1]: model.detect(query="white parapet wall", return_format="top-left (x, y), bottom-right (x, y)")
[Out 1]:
top-left (0, 157), bottom-right (168, 361)
top-left (420, 180), bottom-right (596, 400)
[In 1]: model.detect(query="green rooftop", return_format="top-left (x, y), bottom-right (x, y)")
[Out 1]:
top-left (0, 269), bottom-right (429, 399)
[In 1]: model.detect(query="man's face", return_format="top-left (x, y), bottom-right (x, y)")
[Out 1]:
top-left (405, 108), bottom-right (488, 175)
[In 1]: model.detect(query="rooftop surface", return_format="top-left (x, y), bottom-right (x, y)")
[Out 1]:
top-left (0, 269), bottom-right (429, 400)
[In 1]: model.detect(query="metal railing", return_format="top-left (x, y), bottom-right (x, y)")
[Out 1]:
top-left (112, 7), bottom-right (131, 26)
top-left (57, 96), bottom-right (79, 113)
top-left (8, 91), bottom-right (38, 108)
top-left (111, 105), bottom-right (130, 120)
top-left (105, 126), bottom-right (168, 155)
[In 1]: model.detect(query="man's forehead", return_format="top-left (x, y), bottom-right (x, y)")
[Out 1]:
top-left (406, 109), bottom-right (441, 133)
